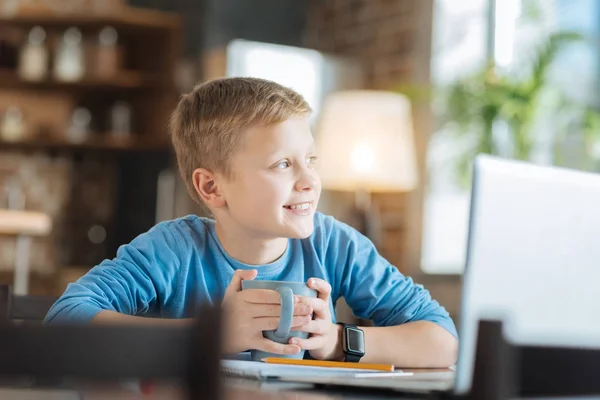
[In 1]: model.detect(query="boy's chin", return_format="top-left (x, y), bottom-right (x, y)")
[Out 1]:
top-left (284, 222), bottom-right (315, 239)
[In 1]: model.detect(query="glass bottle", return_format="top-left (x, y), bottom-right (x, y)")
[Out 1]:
top-left (67, 107), bottom-right (92, 143)
top-left (0, 106), bottom-right (25, 142)
top-left (54, 27), bottom-right (85, 82)
top-left (18, 26), bottom-right (48, 81)
top-left (110, 101), bottom-right (132, 138)
top-left (96, 26), bottom-right (120, 78)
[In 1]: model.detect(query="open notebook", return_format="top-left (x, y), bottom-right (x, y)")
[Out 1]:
top-left (221, 354), bottom-right (410, 380)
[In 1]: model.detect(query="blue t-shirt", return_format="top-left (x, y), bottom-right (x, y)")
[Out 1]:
top-left (45, 213), bottom-right (458, 338)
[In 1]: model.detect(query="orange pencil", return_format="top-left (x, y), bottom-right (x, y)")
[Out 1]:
top-left (261, 357), bottom-right (395, 372)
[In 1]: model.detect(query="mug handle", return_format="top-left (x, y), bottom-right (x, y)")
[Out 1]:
top-left (275, 287), bottom-right (293, 339)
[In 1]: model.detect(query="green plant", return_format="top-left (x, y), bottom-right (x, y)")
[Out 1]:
top-left (438, 31), bottom-right (600, 186)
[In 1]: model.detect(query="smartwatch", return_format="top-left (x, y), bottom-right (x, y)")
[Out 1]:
top-left (339, 323), bottom-right (365, 362)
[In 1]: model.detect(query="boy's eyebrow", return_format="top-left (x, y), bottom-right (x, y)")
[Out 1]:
top-left (267, 148), bottom-right (284, 159)
top-left (267, 143), bottom-right (316, 158)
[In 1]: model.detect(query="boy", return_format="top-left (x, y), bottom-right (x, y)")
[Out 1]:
top-left (45, 77), bottom-right (458, 367)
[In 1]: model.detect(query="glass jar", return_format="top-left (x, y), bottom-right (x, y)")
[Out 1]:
top-left (54, 27), bottom-right (85, 82)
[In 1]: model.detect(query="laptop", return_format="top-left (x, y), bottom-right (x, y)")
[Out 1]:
top-left (285, 155), bottom-right (600, 395)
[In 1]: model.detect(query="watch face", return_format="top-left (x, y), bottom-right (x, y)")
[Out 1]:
top-left (345, 327), bottom-right (365, 354)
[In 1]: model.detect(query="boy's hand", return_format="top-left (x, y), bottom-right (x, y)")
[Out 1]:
top-left (290, 278), bottom-right (343, 361)
top-left (221, 269), bottom-right (312, 356)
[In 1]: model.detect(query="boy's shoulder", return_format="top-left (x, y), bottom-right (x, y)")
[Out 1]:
top-left (158, 214), bottom-right (213, 231)
top-left (311, 212), bottom-right (360, 244)
top-left (133, 214), bottom-right (214, 248)
top-left (309, 212), bottom-right (374, 271)
top-left (111, 215), bottom-right (214, 264)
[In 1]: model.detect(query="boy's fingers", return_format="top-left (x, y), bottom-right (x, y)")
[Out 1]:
top-left (224, 269), bottom-right (258, 297)
top-left (295, 296), bottom-right (329, 318)
top-left (255, 315), bottom-right (311, 331)
top-left (251, 303), bottom-right (312, 318)
top-left (257, 339), bottom-right (301, 355)
top-left (288, 336), bottom-right (323, 350)
top-left (307, 278), bottom-right (331, 301)
top-left (241, 289), bottom-right (283, 305)
top-left (290, 320), bottom-right (328, 335)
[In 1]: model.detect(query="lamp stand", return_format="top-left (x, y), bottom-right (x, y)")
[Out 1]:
top-left (354, 188), bottom-right (382, 249)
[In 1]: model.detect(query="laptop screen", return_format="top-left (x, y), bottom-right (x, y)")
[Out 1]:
top-left (455, 155), bottom-right (600, 394)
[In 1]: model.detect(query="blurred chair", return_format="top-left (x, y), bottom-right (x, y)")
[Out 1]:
top-left (0, 284), bottom-right (58, 324)
top-left (0, 306), bottom-right (221, 399)
top-left (0, 209), bottom-right (52, 295)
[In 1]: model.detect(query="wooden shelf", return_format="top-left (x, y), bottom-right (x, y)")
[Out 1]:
top-left (0, 69), bottom-right (163, 91)
top-left (0, 135), bottom-right (170, 152)
top-left (0, 4), bottom-right (181, 269)
top-left (0, 7), bottom-right (181, 31)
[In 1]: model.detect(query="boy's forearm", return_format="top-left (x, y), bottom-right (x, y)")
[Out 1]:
top-left (92, 310), bottom-right (192, 326)
top-left (356, 321), bottom-right (458, 368)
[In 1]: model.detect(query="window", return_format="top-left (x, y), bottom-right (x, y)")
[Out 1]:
top-left (421, 0), bottom-right (489, 274)
top-left (226, 39), bottom-right (323, 123)
top-left (422, 0), bottom-right (599, 274)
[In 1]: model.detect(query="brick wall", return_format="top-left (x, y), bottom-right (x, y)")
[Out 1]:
top-left (304, 0), bottom-right (434, 272)
top-left (305, 0), bottom-right (424, 89)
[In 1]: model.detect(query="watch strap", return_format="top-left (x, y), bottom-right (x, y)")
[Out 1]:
top-left (344, 352), bottom-right (362, 362)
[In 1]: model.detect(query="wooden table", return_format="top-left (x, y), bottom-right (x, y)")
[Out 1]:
top-left (2, 375), bottom-right (600, 400)
top-left (0, 369), bottom-right (450, 400)
top-left (0, 384), bottom-right (394, 400)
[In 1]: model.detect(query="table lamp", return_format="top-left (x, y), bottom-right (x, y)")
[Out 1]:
top-left (316, 90), bottom-right (418, 248)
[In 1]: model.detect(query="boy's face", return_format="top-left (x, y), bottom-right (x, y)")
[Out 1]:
top-left (217, 116), bottom-right (321, 239)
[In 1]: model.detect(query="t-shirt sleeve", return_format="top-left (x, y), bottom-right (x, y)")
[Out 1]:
top-left (327, 219), bottom-right (458, 339)
top-left (44, 222), bottom-right (184, 324)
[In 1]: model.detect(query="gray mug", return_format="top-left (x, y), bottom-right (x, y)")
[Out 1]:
top-left (241, 280), bottom-right (317, 361)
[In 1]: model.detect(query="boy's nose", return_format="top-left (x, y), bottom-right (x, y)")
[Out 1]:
top-left (295, 170), bottom-right (319, 192)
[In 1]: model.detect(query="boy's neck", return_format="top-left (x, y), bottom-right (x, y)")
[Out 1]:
top-left (214, 221), bottom-right (288, 266)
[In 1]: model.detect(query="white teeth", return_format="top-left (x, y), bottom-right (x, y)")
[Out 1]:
top-left (289, 203), bottom-right (310, 211)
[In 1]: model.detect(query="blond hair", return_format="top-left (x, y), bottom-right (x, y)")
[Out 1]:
top-left (169, 77), bottom-right (311, 203)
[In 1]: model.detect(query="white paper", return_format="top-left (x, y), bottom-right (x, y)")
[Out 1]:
top-left (221, 359), bottom-right (406, 380)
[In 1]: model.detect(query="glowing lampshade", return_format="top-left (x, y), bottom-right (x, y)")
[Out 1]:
top-left (316, 90), bottom-right (418, 192)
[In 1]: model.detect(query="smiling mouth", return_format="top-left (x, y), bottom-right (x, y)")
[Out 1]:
top-left (283, 202), bottom-right (311, 211)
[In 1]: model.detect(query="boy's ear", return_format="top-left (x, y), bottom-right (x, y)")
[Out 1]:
top-left (192, 168), bottom-right (226, 208)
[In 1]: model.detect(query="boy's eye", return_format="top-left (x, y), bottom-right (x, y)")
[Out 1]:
top-left (275, 160), bottom-right (290, 169)
top-left (306, 156), bottom-right (318, 165)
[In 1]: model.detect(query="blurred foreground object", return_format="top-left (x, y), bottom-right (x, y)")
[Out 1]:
top-left (0, 306), bottom-right (221, 400)
top-left (0, 283), bottom-right (57, 323)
